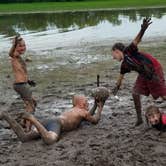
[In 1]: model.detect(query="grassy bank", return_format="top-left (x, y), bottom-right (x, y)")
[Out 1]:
top-left (0, 0), bottom-right (166, 13)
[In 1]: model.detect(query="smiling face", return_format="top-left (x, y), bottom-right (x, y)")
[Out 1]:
top-left (147, 112), bottom-right (161, 125)
top-left (15, 39), bottom-right (26, 55)
top-left (146, 106), bottom-right (161, 125)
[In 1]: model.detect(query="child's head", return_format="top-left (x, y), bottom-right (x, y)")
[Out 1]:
top-left (145, 105), bottom-right (161, 125)
top-left (15, 37), bottom-right (26, 55)
top-left (72, 95), bottom-right (89, 110)
top-left (111, 43), bottom-right (125, 62)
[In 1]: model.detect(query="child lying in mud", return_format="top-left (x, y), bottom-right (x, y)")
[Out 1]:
top-left (111, 17), bottom-right (166, 126)
top-left (145, 105), bottom-right (166, 131)
top-left (0, 88), bottom-right (109, 145)
top-left (9, 34), bottom-right (36, 132)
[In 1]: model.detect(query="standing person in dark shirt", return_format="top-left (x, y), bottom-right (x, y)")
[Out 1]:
top-left (111, 18), bottom-right (166, 126)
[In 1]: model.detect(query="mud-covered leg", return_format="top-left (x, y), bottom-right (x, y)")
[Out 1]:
top-left (23, 113), bottom-right (60, 145)
top-left (132, 93), bottom-right (143, 126)
top-left (0, 112), bottom-right (39, 142)
top-left (24, 99), bottom-right (36, 132)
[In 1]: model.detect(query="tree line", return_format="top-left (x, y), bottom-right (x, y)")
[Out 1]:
top-left (0, 0), bottom-right (85, 3)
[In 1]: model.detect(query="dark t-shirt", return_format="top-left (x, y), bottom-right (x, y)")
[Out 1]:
top-left (120, 43), bottom-right (160, 80)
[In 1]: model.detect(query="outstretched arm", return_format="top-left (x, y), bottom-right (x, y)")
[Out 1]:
top-left (9, 36), bottom-right (19, 58)
top-left (9, 35), bottom-right (22, 58)
top-left (133, 17), bottom-right (152, 46)
top-left (112, 74), bottom-right (124, 96)
top-left (89, 100), bottom-right (97, 115)
top-left (85, 102), bottom-right (103, 124)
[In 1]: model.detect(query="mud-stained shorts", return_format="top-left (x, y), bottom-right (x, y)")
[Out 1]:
top-left (42, 118), bottom-right (62, 136)
top-left (133, 66), bottom-right (166, 99)
top-left (13, 82), bottom-right (32, 101)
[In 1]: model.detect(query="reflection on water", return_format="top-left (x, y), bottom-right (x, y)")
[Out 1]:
top-left (0, 7), bottom-right (166, 67)
top-left (0, 8), bottom-right (166, 37)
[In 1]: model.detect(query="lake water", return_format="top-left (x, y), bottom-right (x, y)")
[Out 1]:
top-left (0, 7), bottom-right (166, 53)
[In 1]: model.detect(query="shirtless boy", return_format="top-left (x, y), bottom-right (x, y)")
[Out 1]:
top-left (0, 95), bottom-right (106, 145)
top-left (9, 35), bottom-right (36, 131)
top-left (111, 18), bottom-right (166, 126)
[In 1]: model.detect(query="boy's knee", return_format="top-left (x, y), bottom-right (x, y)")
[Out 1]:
top-left (44, 131), bottom-right (59, 145)
top-left (24, 100), bottom-right (36, 113)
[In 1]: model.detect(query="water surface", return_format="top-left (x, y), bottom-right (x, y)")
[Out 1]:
top-left (0, 7), bottom-right (166, 53)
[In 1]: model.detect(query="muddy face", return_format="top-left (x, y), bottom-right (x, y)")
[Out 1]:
top-left (147, 112), bottom-right (161, 125)
top-left (16, 40), bottom-right (26, 55)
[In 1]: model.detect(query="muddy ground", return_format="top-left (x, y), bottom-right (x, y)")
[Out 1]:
top-left (0, 39), bottom-right (166, 166)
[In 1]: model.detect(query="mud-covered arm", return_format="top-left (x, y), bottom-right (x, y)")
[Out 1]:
top-left (85, 102), bottom-right (103, 124)
top-left (89, 100), bottom-right (97, 115)
top-left (112, 74), bottom-right (124, 95)
top-left (9, 37), bottom-right (17, 58)
top-left (133, 17), bottom-right (152, 46)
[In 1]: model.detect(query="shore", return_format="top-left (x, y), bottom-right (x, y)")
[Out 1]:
top-left (0, 38), bottom-right (166, 166)
top-left (0, 0), bottom-right (166, 14)
top-left (0, 5), bottom-right (166, 15)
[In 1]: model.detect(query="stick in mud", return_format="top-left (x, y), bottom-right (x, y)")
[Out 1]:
top-left (97, 74), bottom-right (100, 87)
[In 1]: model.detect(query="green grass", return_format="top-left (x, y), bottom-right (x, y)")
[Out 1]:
top-left (0, 0), bottom-right (166, 13)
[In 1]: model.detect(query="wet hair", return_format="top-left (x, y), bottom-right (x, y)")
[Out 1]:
top-left (112, 42), bottom-right (125, 52)
top-left (72, 95), bottom-right (88, 110)
top-left (145, 105), bottom-right (161, 125)
top-left (16, 37), bottom-right (23, 44)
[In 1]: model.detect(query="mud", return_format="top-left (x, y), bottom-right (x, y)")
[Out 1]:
top-left (0, 39), bottom-right (166, 166)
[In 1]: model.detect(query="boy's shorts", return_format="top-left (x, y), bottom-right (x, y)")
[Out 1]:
top-left (133, 66), bottom-right (166, 99)
top-left (42, 118), bottom-right (62, 136)
top-left (13, 82), bottom-right (32, 100)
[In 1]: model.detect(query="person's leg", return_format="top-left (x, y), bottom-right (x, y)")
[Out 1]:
top-left (149, 66), bottom-right (166, 105)
top-left (22, 113), bottom-right (61, 145)
top-left (132, 92), bottom-right (143, 126)
top-left (0, 112), bottom-right (40, 142)
top-left (132, 75), bottom-right (150, 126)
top-left (20, 84), bottom-right (36, 132)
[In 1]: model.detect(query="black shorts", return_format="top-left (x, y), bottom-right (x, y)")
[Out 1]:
top-left (13, 82), bottom-right (32, 101)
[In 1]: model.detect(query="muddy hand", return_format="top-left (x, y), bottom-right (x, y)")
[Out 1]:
top-left (112, 85), bottom-right (119, 96)
top-left (141, 17), bottom-right (152, 30)
top-left (28, 80), bottom-right (36, 87)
